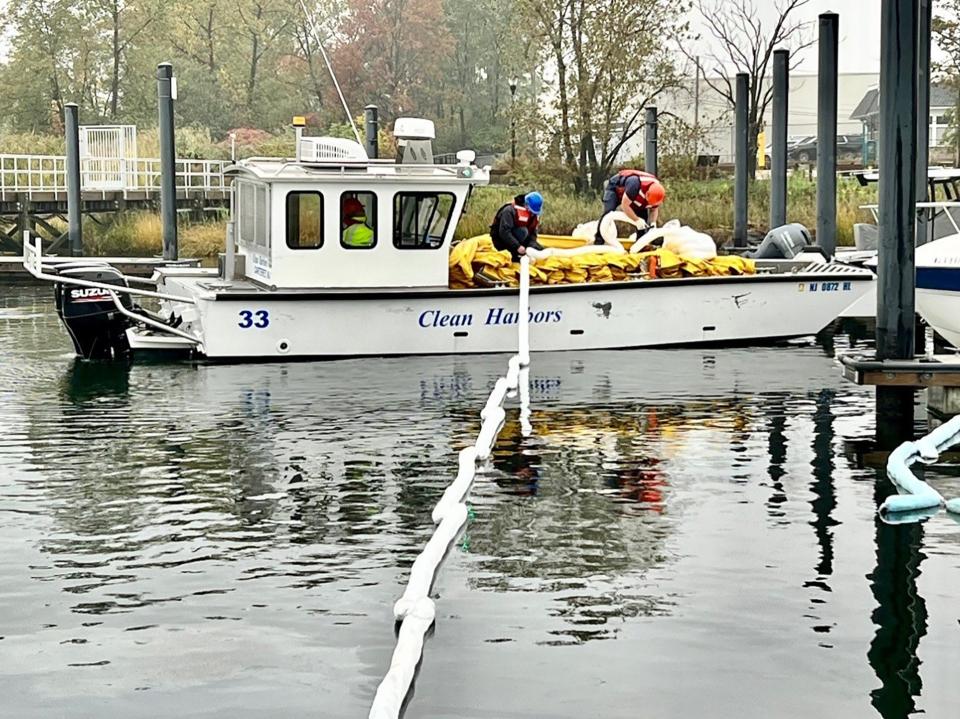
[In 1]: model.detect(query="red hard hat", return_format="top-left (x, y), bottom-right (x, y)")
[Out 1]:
top-left (342, 197), bottom-right (365, 218)
top-left (645, 181), bottom-right (665, 207)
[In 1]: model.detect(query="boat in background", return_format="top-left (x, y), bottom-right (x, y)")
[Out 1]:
top-left (917, 233), bottom-right (960, 348)
top-left (837, 167), bottom-right (960, 320)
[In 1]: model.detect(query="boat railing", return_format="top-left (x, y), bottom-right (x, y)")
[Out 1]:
top-left (368, 256), bottom-right (531, 719)
top-left (860, 201), bottom-right (960, 235)
top-left (881, 413), bottom-right (960, 522)
top-left (0, 153), bottom-right (230, 197)
top-left (22, 235), bottom-right (198, 306)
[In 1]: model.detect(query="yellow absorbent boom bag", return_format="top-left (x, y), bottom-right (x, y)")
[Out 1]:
top-left (448, 235), bottom-right (755, 289)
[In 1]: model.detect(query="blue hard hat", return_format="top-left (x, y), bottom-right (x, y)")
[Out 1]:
top-left (525, 191), bottom-right (544, 216)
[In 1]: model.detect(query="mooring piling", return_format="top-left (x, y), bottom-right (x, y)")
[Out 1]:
top-left (916, 0), bottom-right (932, 247)
top-left (157, 63), bottom-right (178, 261)
top-left (364, 105), bottom-right (379, 160)
top-left (876, 0), bottom-right (920, 448)
top-left (64, 103), bottom-right (82, 257)
top-left (817, 12), bottom-right (839, 258)
top-left (734, 73), bottom-right (749, 248)
top-left (644, 106), bottom-right (658, 177)
top-left (770, 49), bottom-right (789, 229)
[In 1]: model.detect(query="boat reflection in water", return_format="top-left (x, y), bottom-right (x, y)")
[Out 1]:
top-left (3, 289), bottom-right (959, 718)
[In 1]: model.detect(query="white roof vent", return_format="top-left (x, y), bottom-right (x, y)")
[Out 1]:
top-left (299, 136), bottom-right (368, 162)
top-left (394, 117), bottom-right (435, 140)
top-left (394, 117), bottom-right (435, 164)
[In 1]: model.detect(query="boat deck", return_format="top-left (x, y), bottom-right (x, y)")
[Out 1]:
top-left (162, 259), bottom-right (874, 302)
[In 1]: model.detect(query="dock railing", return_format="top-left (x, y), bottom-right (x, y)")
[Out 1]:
top-left (0, 153), bottom-right (230, 197)
top-left (368, 256), bottom-right (532, 719)
top-left (882, 413), bottom-right (960, 520)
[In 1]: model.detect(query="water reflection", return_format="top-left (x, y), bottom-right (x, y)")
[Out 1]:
top-left (3, 288), bottom-right (959, 718)
top-left (490, 424), bottom-right (542, 497)
top-left (868, 472), bottom-right (928, 718)
top-left (809, 389), bottom-right (838, 578)
top-left (763, 393), bottom-right (788, 521)
top-left (60, 358), bottom-right (131, 404)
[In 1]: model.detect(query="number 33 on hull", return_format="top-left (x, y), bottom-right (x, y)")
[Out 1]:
top-left (22, 119), bottom-right (874, 362)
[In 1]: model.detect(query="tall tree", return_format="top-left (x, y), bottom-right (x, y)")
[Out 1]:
top-left (331, 0), bottom-right (452, 121)
top-left (231, 0), bottom-right (292, 120)
top-left (438, 0), bottom-right (528, 151)
top-left (518, 0), bottom-right (690, 191)
top-left (933, 0), bottom-right (960, 162)
top-left (692, 0), bottom-right (814, 178)
top-left (88, 0), bottom-right (163, 118)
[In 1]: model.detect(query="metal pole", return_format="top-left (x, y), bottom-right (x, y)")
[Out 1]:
top-left (157, 63), bottom-right (178, 261)
top-left (64, 103), bottom-right (82, 257)
top-left (693, 58), bottom-right (700, 159)
top-left (916, 0), bottom-right (932, 246)
top-left (645, 106), bottom-right (658, 176)
top-left (876, 0), bottom-right (920, 448)
top-left (734, 73), bottom-right (749, 247)
top-left (509, 81), bottom-right (518, 162)
top-left (364, 105), bottom-right (379, 160)
top-left (771, 49), bottom-right (789, 229)
top-left (817, 12), bottom-right (839, 257)
top-left (224, 220), bottom-right (235, 282)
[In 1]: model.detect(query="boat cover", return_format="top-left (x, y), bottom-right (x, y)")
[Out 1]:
top-left (449, 235), bottom-right (755, 289)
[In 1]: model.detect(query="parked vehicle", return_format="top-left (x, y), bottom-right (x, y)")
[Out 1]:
top-left (764, 135), bottom-right (811, 167)
top-left (787, 135), bottom-right (865, 164)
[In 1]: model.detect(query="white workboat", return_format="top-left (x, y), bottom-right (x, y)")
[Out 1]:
top-left (23, 120), bottom-right (874, 361)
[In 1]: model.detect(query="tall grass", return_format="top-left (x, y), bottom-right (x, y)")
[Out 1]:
top-left (461, 175), bottom-right (877, 246)
top-left (76, 213), bottom-right (226, 258)
top-left (34, 174), bottom-right (876, 259)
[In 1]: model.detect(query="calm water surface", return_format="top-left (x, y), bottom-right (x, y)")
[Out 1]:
top-left (0, 285), bottom-right (958, 718)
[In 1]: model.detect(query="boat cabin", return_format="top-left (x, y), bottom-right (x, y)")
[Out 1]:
top-left (225, 118), bottom-right (489, 290)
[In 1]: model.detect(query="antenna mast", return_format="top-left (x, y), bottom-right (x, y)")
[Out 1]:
top-left (297, 0), bottom-right (364, 146)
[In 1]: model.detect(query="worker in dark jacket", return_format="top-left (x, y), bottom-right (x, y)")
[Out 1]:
top-left (595, 170), bottom-right (665, 244)
top-left (490, 191), bottom-right (545, 260)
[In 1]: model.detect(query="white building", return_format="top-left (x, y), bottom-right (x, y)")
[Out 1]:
top-left (620, 71), bottom-right (880, 164)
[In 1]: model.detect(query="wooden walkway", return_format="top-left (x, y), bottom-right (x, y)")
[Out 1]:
top-left (840, 352), bottom-right (960, 387)
top-left (0, 153), bottom-right (231, 254)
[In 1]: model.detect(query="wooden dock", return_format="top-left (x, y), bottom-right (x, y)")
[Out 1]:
top-left (0, 153), bottom-right (230, 254)
top-left (840, 352), bottom-right (960, 387)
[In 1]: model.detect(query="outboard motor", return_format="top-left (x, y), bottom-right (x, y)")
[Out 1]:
top-left (53, 264), bottom-right (133, 360)
top-left (751, 223), bottom-right (812, 259)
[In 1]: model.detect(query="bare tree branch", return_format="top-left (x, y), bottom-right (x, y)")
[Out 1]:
top-left (687, 0), bottom-right (812, 177)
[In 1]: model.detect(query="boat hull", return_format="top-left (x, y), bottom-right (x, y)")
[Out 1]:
top-left (916, 234), bottom-right (960, 348)
top-left (154, 270), bottom-right (875, 359)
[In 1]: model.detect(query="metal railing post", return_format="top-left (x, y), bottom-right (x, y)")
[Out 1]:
top-left (734, 73), bottom-right (749, 247)
top-left (364, 105), bottom-right (379, 160)
top-left (157, 62), bottom-right (178, 261)
top-left (64, 103), bottom-right (83, 256)
top-left (876, 0), bottom-right (920, 449)
top-left (644, 107), bottom-right (658, 177)
top-left (817, 12), bottom-right (839, 257)
top-left (916, 0), bottom-right (932, 246)
top-left (770, 49), bottom-right (789, 229)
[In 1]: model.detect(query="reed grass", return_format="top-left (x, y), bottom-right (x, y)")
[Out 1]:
top-left (73, 213), bottom-right (226, 258)
top-left (37, 173), bottom-right (877, 259)
top-left (460, 175), bottom-right (876, 246)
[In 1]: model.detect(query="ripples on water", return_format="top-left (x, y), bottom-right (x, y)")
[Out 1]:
top-left (1, 286), bottom-right (958, 718)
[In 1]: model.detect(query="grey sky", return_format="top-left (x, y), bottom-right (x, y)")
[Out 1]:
top-left (692, 1), bottom-right (884, 76)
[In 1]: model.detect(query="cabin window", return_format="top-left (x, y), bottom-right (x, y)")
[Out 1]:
top-left (393, 192), bottom-right (456, 249)
top-left (286, 191), bottom-right (323, 249)
top-left (238, 180), bottom-right (270, 248)
top-left (340, 191), bottom-right (377, 249)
